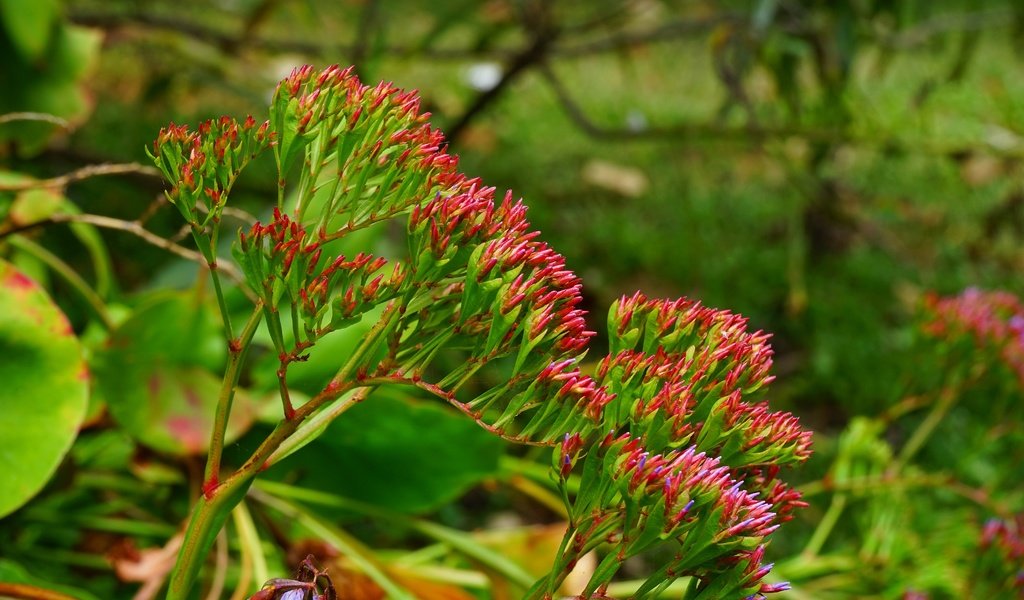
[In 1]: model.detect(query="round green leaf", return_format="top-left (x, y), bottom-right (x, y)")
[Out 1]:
top-left (271, 389), bottom-right (505, 514)
top-left (94, 293), bottom-right (256, 455)
top-left (0, 260), bottom-right (88, 518)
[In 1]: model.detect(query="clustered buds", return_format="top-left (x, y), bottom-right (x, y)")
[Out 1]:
top-left (153, 64), bottom-right (812, 599)
top-left (546, 433), bottom-right (793, 599)
top-left (236, 208), bottom-right (404, 336)
top-left (150, 115), bottom-right (271, 227)
top-left (399, 181), bottom-right (599, 442)
top-left (922, 287), bottom-right (1024, 385)
top-left (971, 516), bottom-right (1024, 597)
top-left (533, 294), bottom-right (812, 598)
top-left (270, 65), bottom-right (462, 234)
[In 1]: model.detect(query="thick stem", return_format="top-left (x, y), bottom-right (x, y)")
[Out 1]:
top-left (166, 472), bottom-right (255, 600)
top-left (204, 304), bottom-right (264, 489)
top-left (169, 299), bottom-right (407, 598)
top-left (168, 375), bottom-right (366, 599)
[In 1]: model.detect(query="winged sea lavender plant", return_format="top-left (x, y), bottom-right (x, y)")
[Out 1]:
top-left (149, 64), bottom-right (812, 600)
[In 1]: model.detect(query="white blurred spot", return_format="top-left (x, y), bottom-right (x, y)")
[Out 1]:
top-left (465, 63), bottom-right (503, 92)
top-left (626, 109), bottom-right (648, 133)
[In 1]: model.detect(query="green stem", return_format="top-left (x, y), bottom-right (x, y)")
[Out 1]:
top-left (169, 299), bottom-right (405, 599)
top-left (525, 525), bottom-right (576, 600)
top-left (209, 262), bottom-right (234, 341)
top-left (801, 493), bottom-right (847, 559)
top-left (261, 304), bottom-right (293, 417)
top-left (204, 304), bottom-right (264, 487)
top-left (893, 374), bottom-right (962, 470)
top-left (168, 378), bottom-right (372, 598)
top-left (7, 235), bottom-right (114, 330)
top-left (191, 224), bottom-right (234, 343)
top-left (266, 387), bottom-right (371, 465)
top-left (167, 473), bottom-right (254, 600)
top-left (331, 300), bottom-right (401, 384)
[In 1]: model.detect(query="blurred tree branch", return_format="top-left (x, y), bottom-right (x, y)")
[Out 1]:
top-left (68, 8), bottom-right (738, 61)
top-left (537, 64), bottom-right (1024, 160)
top-left (0, 163), bottom-right (160, 191)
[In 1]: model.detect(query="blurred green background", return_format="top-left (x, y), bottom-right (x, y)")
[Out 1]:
top-left (2, 1), bottom-right (1023, 598)
top-left (7, 0), bottom-right (1022, 420)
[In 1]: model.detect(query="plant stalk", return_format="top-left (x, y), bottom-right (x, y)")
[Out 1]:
top-left (204, 304), bottom-right (264, 488)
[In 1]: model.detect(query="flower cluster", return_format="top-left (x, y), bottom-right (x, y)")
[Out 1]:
top-left (398, 180), bottom-right (597, 442)
top-left (153, 64), bottom-right (812, 599)
top-left (538, 295), bottom-right (812, 599)
top-left (971, 516), bottom-right (1024, 597)
top-left (556, 433), bottom-right (791, 599)
top-left (150, 116), bottom-right (271, 227)
top-left (922, 287), bottom-right (1024, 385)
top-left (270, 65), bottom-right (461, 234)
top-left (236, 208), bottom-right (405, 334)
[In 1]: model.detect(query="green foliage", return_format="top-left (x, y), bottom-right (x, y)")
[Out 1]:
top-left (0, 0), bottom-right (100, 155)
top-left (275, 389), bottom-right (505, 514)
top-left (94, 294), bottom-right (258, 455)
top-left (2, 2), bottom-right (1024, 599)
top-left (0, 260), bottom-right (88, 518)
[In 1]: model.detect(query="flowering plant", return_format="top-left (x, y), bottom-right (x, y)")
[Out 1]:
top-left (148, 65), bottom-right (812, 599)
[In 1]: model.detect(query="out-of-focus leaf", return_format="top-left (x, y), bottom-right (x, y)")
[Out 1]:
top-left (0, 0), bottom-right (58, 61)
top-left (326, 560), bottom-right (478, 600)
top-left (0, 559), bottom-right (101, 600)
top-left (4, 179), bottom-right (114, 299)
top-left (0, 260), bottom-right (88, 518)
top-left (8, 187), bottom-right (64, 225)
top-left (252, 304), bottom-right (383, 396)
top-left (271, 389), bottom-right (505, 514)
top-left (0, 19), bottom-right (101, 155)
top-left (93, 293), bottom-right (257, 455)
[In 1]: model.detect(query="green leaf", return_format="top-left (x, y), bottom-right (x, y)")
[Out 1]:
top-left (0, 559), bottom-right (101, 600)
top-left (0, 260), bottom-right (88, 518)
top-left (252, 303), bottom-right (383, 396)
top-left (0, 20), bottom-right (101, 155)
top-left (271, 389), bottom-right (505, 514)
top-left (94, 293), bottom-right (257, 455)
top-left (0, 0), bottom-right (58, 61)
